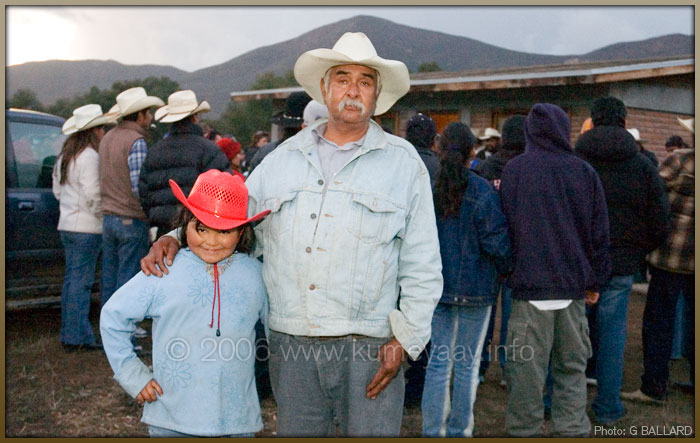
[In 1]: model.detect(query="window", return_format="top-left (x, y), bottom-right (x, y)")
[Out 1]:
top-left (9, 121), bottom-right (66, 188)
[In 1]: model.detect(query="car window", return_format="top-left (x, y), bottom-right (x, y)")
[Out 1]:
top-left (9, 120), bottom-right (66, 188)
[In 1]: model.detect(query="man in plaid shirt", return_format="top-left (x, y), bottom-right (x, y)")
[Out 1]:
top-left (622, 117), bottom-right (694, 404)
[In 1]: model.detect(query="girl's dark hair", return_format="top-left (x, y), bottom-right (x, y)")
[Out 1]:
top-left (58, 128), bottom-right (102, 185)
top-left (175, 207), bottom-right (255, 255)
top-left (433, 122), bottom-right (476, 218)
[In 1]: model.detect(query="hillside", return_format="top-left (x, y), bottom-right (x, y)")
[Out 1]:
top-left (6, 15), bottom-right (694, 117)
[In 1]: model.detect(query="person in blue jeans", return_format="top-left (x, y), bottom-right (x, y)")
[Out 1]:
top-left (574, 97), bottom-right (671, 423)
top-left (52, 104), bottom-right (117, 351)
top-left (422, 122), bottom-right (512, 437)
top-left (99, 87), bottom-right (164, 306)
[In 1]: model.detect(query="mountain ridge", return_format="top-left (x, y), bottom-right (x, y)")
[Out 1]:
top-left (6, 15), bottom-right (693, 117)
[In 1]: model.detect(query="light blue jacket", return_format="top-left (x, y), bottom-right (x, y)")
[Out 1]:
top-left (100, 250), bottom-right (268, 436)
top-left (245, 119), bottom-right (442, 359)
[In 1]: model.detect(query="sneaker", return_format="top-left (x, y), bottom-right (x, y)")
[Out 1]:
top-left (620, 389), bottom-right (665, 405)
top-left (586, 377), bottom-right (598, 387)
top-left (499, 379), bottom-right (507, 388)
top-left (132, 326), bottom-right (149, 338)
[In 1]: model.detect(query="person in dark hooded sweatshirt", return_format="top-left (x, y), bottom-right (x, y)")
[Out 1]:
top-left (500, 103), bottom-right (611, 437)
top-left (474, 115), bottom-right (526, 384)
top-left (405, 113), bottom-right (439, 186)
top-left (574, 96), bottom-right (671, 424)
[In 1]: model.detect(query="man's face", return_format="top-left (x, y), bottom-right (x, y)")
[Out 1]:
top-left (484, 137), bottom-right (500, 151)
top-left (320, 64), bottom-right (378, 127)
top-left (137, 108), bottom-right (154, 129)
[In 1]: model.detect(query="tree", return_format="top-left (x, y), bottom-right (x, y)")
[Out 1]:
top-left (417, 61), bottom-right (442, 73)
top-left (8, 89), bottom-right (44, 111)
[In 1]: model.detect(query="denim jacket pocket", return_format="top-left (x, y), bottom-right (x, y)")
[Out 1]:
top-left (348, 193), bottom-right (406, 244)
top-left (261, 192), bottom-right (297, 241)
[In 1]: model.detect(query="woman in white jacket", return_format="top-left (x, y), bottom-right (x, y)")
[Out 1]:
top-left (52, 104), bottom-right (116, 352)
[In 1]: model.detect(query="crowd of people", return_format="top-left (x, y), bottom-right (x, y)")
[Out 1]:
top-left (50, 31), bottom-right (693, 437)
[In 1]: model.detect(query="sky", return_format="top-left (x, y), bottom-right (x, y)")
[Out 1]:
top-left (6, 6), bottom-right (695, 73)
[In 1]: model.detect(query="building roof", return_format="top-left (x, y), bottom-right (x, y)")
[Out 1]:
top-left (230, 56), bottom-right (693, 102)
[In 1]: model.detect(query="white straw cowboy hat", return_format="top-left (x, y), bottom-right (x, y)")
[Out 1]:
top-left (627, 128), bottom-right (646, 143)
top-left (155, 90), bottom-right (211, 123)
top-left (478, 127), bottom-right (502, 140)
top-left (678, 117), bottom-right (694, 134)
top-left (62, 104), bottom-right (119, 135)
top-left (293, 32), bottom-right (410, 116)
top-left (114, 87), bottom-right (164, 117)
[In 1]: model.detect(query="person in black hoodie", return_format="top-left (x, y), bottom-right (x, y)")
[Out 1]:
top-left (405, 113), bottom-right (439, 186)
top-left (138, 90), bottom-right (231, 238)
top-left (574, 97), bottom-right (671, 424)
top-left (500, 103), bottom-right (611, 437)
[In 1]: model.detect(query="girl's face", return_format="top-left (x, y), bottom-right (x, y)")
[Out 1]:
top-left (231, 150), bottom-right (245, 169)
top-left (186, 220), bottom-right (241, 264)
top-left (256, 136), bottom-right (269, 148)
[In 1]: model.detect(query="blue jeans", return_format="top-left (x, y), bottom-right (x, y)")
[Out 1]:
top-left (148, 424), bottom-right (254, 438)
top-left (59, 231), bottom-right (101, 345)
top-left (268, 331), bottom-right (405, 437)
top-left (480, 283), bottom-right (512, 374)
top-left (422, 303), bottom-right (491, 437)
top-left (101, 215), bottom-right (150, 305)
top-left (641, 266), bottom-right (695, 398)
top-left (587, 275), bottom-right (633, 423)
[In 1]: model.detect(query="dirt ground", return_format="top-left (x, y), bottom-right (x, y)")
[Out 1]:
top-left (5, 284), bottom-right (694, 437)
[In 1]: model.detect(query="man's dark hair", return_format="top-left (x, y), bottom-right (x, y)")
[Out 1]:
top-left (405, 113), bottom-right (437, 150)
top-left (666, 135), bottom-right (688, 149)
top-left (122, 108), bottom-right (149, 123)
top-left (590, 96), bottom-right (627, 128)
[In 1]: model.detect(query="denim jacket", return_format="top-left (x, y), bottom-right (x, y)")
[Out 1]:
top-left (245, 119), bottom-right (443, 359)
top-left (438, 172), bottom-right (512, 307)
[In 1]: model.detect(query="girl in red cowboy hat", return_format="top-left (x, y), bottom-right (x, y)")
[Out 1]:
top-left (100, 170), bottom-right (270, 437)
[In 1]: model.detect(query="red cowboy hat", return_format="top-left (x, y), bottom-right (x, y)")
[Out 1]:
top-left (169, 170), bottom-right (269, 230)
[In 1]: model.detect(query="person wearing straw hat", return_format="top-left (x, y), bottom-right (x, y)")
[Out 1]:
top-left (98, 86), bottom-right (164, 307)
top-left (622, 115), bottom-right (694, 404)
top-left (574, 96), bottom-right (671, 425)
top-left (138, 90), bottom-right (230, 239)
top-left (101, 170), bottom-right (270, 437)
top-left (141, 31), bottom-right (442, 437)
top-left (52, 104), bottom-right (118, 352)
top-left (627, 127), bottom-right (659, 167)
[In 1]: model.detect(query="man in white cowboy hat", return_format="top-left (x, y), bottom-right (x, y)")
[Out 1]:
top-left (622, 115), bottom-right (694, 404)
top-left (138, 90), bottom-right (230, 239)
top-left (98, 86), bottom-right (164, 308)
top-left (478, 127), bottom-right (501, 158)
top-left (142, 31), bottom-right (442, 437)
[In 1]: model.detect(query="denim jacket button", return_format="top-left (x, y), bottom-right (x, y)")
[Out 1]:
top-left (310, 213), bottom-right (317, 219)
top-left (305, 247), bottom-right (312, 253)
top-left (318, 179), bottom-right (324, 186)
top-left (309, 284), bottom-right (316, 290)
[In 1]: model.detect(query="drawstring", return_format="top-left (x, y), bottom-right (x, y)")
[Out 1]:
top-left (209, 263), bottom-right (221, 336)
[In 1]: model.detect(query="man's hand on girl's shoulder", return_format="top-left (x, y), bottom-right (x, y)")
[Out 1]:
top-left (141, 236), bottom-right (180, 277)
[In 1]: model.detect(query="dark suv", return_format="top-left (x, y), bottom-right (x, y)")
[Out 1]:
top-left (5, 108), bottom-right (68, 308)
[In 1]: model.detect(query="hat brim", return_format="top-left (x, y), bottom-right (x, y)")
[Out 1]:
top-left (678, 117), bottom-right (694, 134)
top-left (119, 96), bottom-right (165, 117)
top-left (156, 100), bottom-right (211, 123)
top-left (62, 112), bottom-right (121, 135)
top-left (169, 179), bottom-right (270, 231)
top-left (270, 110), bottom-right (304, 128)
top-left (294, 50), bottom-right (410, 116)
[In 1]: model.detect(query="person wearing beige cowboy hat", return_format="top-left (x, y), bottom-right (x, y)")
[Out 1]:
top-left (52, 104), bottom-right (118, 352)
top-left (98, 86), bottom-right (164, 311)
top-left (621, 114), bottom-right (695, 405)
top-left (141, 31), bottom-right (442, 437)
top-left (479, 127), bottom-right (502, 156)
top-left (138, 90), bottom-right (230, 239)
